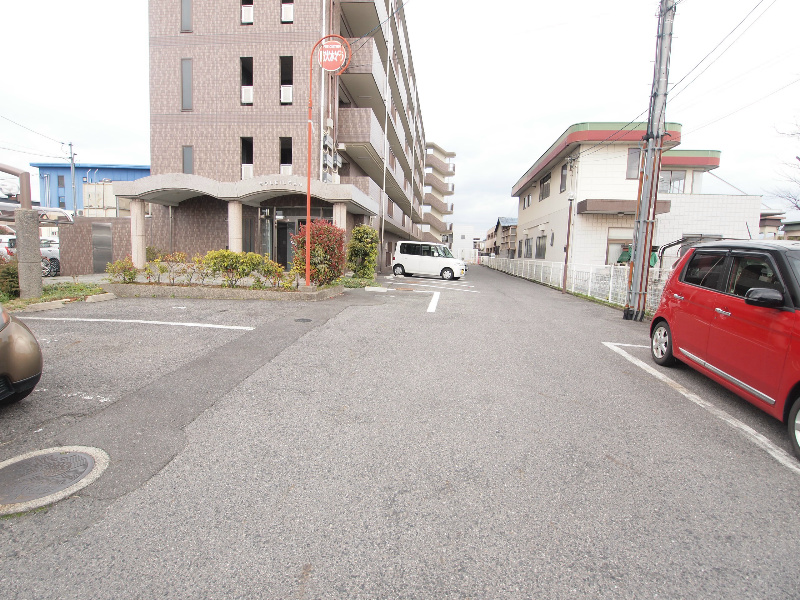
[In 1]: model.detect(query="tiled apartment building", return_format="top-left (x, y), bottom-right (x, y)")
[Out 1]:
top-left (115, 0), bottom-right (445, 271)
top-left (511, 122), bottom-right (761, 267)
top-left (422, 142), bottom-right (455, 244)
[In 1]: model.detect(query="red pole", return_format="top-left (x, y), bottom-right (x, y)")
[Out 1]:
top-left (305, 35), bottom-right (351, 287)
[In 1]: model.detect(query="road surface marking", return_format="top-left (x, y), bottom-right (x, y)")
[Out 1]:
top-left (424, 291), bottom-right (440, 313)
top-left (603, 341), bottom-right (800, 476)
top-left (388, 282), bottom-right (478, 293)
top-left (22, 317), bottom-right (254, 331)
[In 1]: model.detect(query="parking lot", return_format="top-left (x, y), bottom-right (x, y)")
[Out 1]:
top-left (2, 265), bottom-right (799, 598)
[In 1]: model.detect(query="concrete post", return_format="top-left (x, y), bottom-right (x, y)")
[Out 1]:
top-left (228, 201), bottom-right (243, 252)
top-left (130, 199), bottom-right (146, 268)
top-left (15, 209), bottom-right (42, 299)
top-left (333, 202), bottom-right (347, 231)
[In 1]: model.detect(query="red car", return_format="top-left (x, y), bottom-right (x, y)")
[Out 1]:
top-left (650, 240), bottom-right (800, 459)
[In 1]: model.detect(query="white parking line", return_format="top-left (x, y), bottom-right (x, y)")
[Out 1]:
top-left (603, 341), bottom-right (800, 476)
top-left (424, 291), bottom-right (440, 313)
top-left (388, 281), bottom-right (478, 293)
top-left (22, 317), bottom-right (254, 331)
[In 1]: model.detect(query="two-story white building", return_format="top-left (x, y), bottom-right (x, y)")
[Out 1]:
top-left (511, 122), bottom-right (761, 268)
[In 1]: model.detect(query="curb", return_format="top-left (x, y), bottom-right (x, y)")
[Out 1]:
top-left (100, 283), bottom-right (344, 302)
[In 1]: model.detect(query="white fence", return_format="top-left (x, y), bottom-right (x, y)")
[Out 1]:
top-left (480, 257), bottom-right (672, 315)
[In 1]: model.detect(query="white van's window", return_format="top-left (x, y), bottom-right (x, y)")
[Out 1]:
top-left (399, 243), bottom-right (420, 255)
top-left (440, 246), bottom-right (454, 258)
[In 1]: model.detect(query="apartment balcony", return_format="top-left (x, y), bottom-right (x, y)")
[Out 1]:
top-left (424, 173), bottom-right (454, 196)
top-left (339, 38), bottom-right (387, 113)
top-left (425, 153), bottom-right (455, 178)
top-left (341, 1), bottom-right (389, 54)
top-left (423, 193), bottom-right (453, 215)
top-left (338, 107), bottom-right (386, 184)
top-left (338, 106), bottom-right (411, 216)
top-left (423, 211), bottom-right (447, 233)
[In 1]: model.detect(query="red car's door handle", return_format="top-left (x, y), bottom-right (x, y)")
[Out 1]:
top-left (673, 294), bottom-right (684, 301)
top-left (715, 307), bottom-right (731, 317)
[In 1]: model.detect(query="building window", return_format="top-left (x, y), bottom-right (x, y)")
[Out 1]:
top-left (626, 148), bottom-right (641, 179)
top-left (182, 146), bottom-right (193, 174)
top-left (560, 163), bottom-right (568, 193)
top-left (57, 175), bottom-right (65, 208)
top-left (181, 0), bottom-right (192, 32)
top-left (241, 137), bottom-right (254, 180)
top-left (539, 172), bottom-right (550, 201)
top-left (280, 56), bottom-right (293, 104)
top-left (280, 137), bottom-right (292, 175)
top-left (281, 0), bottom-right (294, 23)
top-left (241, 0), bottom-right (253, 25)
top-left (658, 170), bottom-right (686, 194)
top-left (535, 234), bottom-right (547, 259)
top-left (241, 57), bottom-right (254, 105)
top-left (181, 58), bottom-right (193, 110)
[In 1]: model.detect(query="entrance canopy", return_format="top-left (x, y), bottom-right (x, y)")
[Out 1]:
top-left (113, 173), bottom-right (378, 215)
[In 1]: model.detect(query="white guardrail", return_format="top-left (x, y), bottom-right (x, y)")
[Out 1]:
top-left (479, 257), bottom-right (671, 315)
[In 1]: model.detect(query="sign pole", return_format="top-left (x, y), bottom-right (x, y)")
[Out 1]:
top-left (305, 35), bottom-right (351, 287)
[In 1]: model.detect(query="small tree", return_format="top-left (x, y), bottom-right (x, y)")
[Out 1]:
top-left (347, 225), bottom-right (379, 278)
top-left (291, 220), bottom-right (346, 286)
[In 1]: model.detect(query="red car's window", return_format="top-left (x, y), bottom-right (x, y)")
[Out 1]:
top-left (681, 252), bottom-right (728, 290)
top-left (727, 255), bottom-right (783, 297)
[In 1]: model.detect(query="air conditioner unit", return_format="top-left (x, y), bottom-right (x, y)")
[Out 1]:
top-left (241, 85), bottom-right (253, 104)
top-left (322, 134), bottom-right (334, 151)
top-left (369, 216), bottom-right (377, 228)
top-left (281, 3), bottom-right (294, 23)
top-left (279, 164), bottom-right (292, 175)
top-left (241, 164), bottom-right (254, 180)
top-left (241, 5), bottom-right (254, 24)
top-left (280, 85), bottom-right (293, 104)
top-left (333, 153), bottom-right (343, 169)
top-left (323, 153), bottom-right (334, 169)
top-left (322, 172), bottom-right (334, 184)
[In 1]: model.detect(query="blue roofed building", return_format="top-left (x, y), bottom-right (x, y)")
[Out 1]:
top-left (30, 163), bottom-right (150, 214)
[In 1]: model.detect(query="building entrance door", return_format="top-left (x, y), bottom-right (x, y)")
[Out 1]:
top-left (276, 221), bottom-right (295, 268)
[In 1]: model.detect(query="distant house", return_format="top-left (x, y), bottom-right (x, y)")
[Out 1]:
top-left (510, 122), bottom-right (761, 267)
top-left (491, 217), bottom-right (517, 258)
top-left (30, 163), bottom-right (150, 215)
top-left (783, 218), bottom-right (800, 241)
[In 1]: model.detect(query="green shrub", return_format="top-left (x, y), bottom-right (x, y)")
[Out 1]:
top-left (202, 249), bottom-right (263, 288)
top-left (105, 256), bottom-right (139, 284)
top-left (0, 259), bottom-right (20, 298)
top-left (162, 252), bottom-right (187, 285)
top-left (291, 220), bottom-right (346, 286)
top-left (146, 246), bottom-right (163, 262)
top-left (347, 225), bottom-right (379, 278)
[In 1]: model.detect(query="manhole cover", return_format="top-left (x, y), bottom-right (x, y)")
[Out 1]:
top-left (295, 318), bottom-right (312, 322)
top-left (0, 446), bottom-right (109, 516)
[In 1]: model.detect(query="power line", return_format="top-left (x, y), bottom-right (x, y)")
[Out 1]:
top-left (669, 0), bottom-right (777, 100)
top-left (684, 75), bottom-right (800, 135)
top-left (0, 114), bottom-right (65, 145)
top-left (0, 145), bottom-right (68, 160)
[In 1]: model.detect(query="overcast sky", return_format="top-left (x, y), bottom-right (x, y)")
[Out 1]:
top-left (1, 0), bottom-right (798, 235)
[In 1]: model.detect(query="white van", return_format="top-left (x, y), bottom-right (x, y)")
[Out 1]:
top-left (392, 241), bottom-right (466, 280)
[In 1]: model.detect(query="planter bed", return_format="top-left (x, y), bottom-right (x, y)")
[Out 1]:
top-left (100, 282), bottom-right (344, 301)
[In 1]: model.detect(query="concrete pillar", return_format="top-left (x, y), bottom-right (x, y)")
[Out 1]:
top-left (15, 209), bottom-right (42, 299)
top-left (130, 199), bottom-right (146, 268)
top-left (228, 201), bottom-right (243, 252)
top-left (333, 202), bottom-right (347, 231)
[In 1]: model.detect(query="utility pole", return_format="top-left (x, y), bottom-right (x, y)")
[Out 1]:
top-left (623, 0), bottom-right (676, 321)
top-left (69, 142), bottom-right (77, 217)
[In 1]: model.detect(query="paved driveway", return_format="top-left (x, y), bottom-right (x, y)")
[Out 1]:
top-left (1, 266), bottom-right (799, 598)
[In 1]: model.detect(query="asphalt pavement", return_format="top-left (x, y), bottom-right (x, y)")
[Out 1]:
top-left (2, 265), bottom-right (799, 598)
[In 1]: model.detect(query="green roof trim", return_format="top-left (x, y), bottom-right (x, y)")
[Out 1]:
top-left (663, 150), bottom-right (720, 158)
